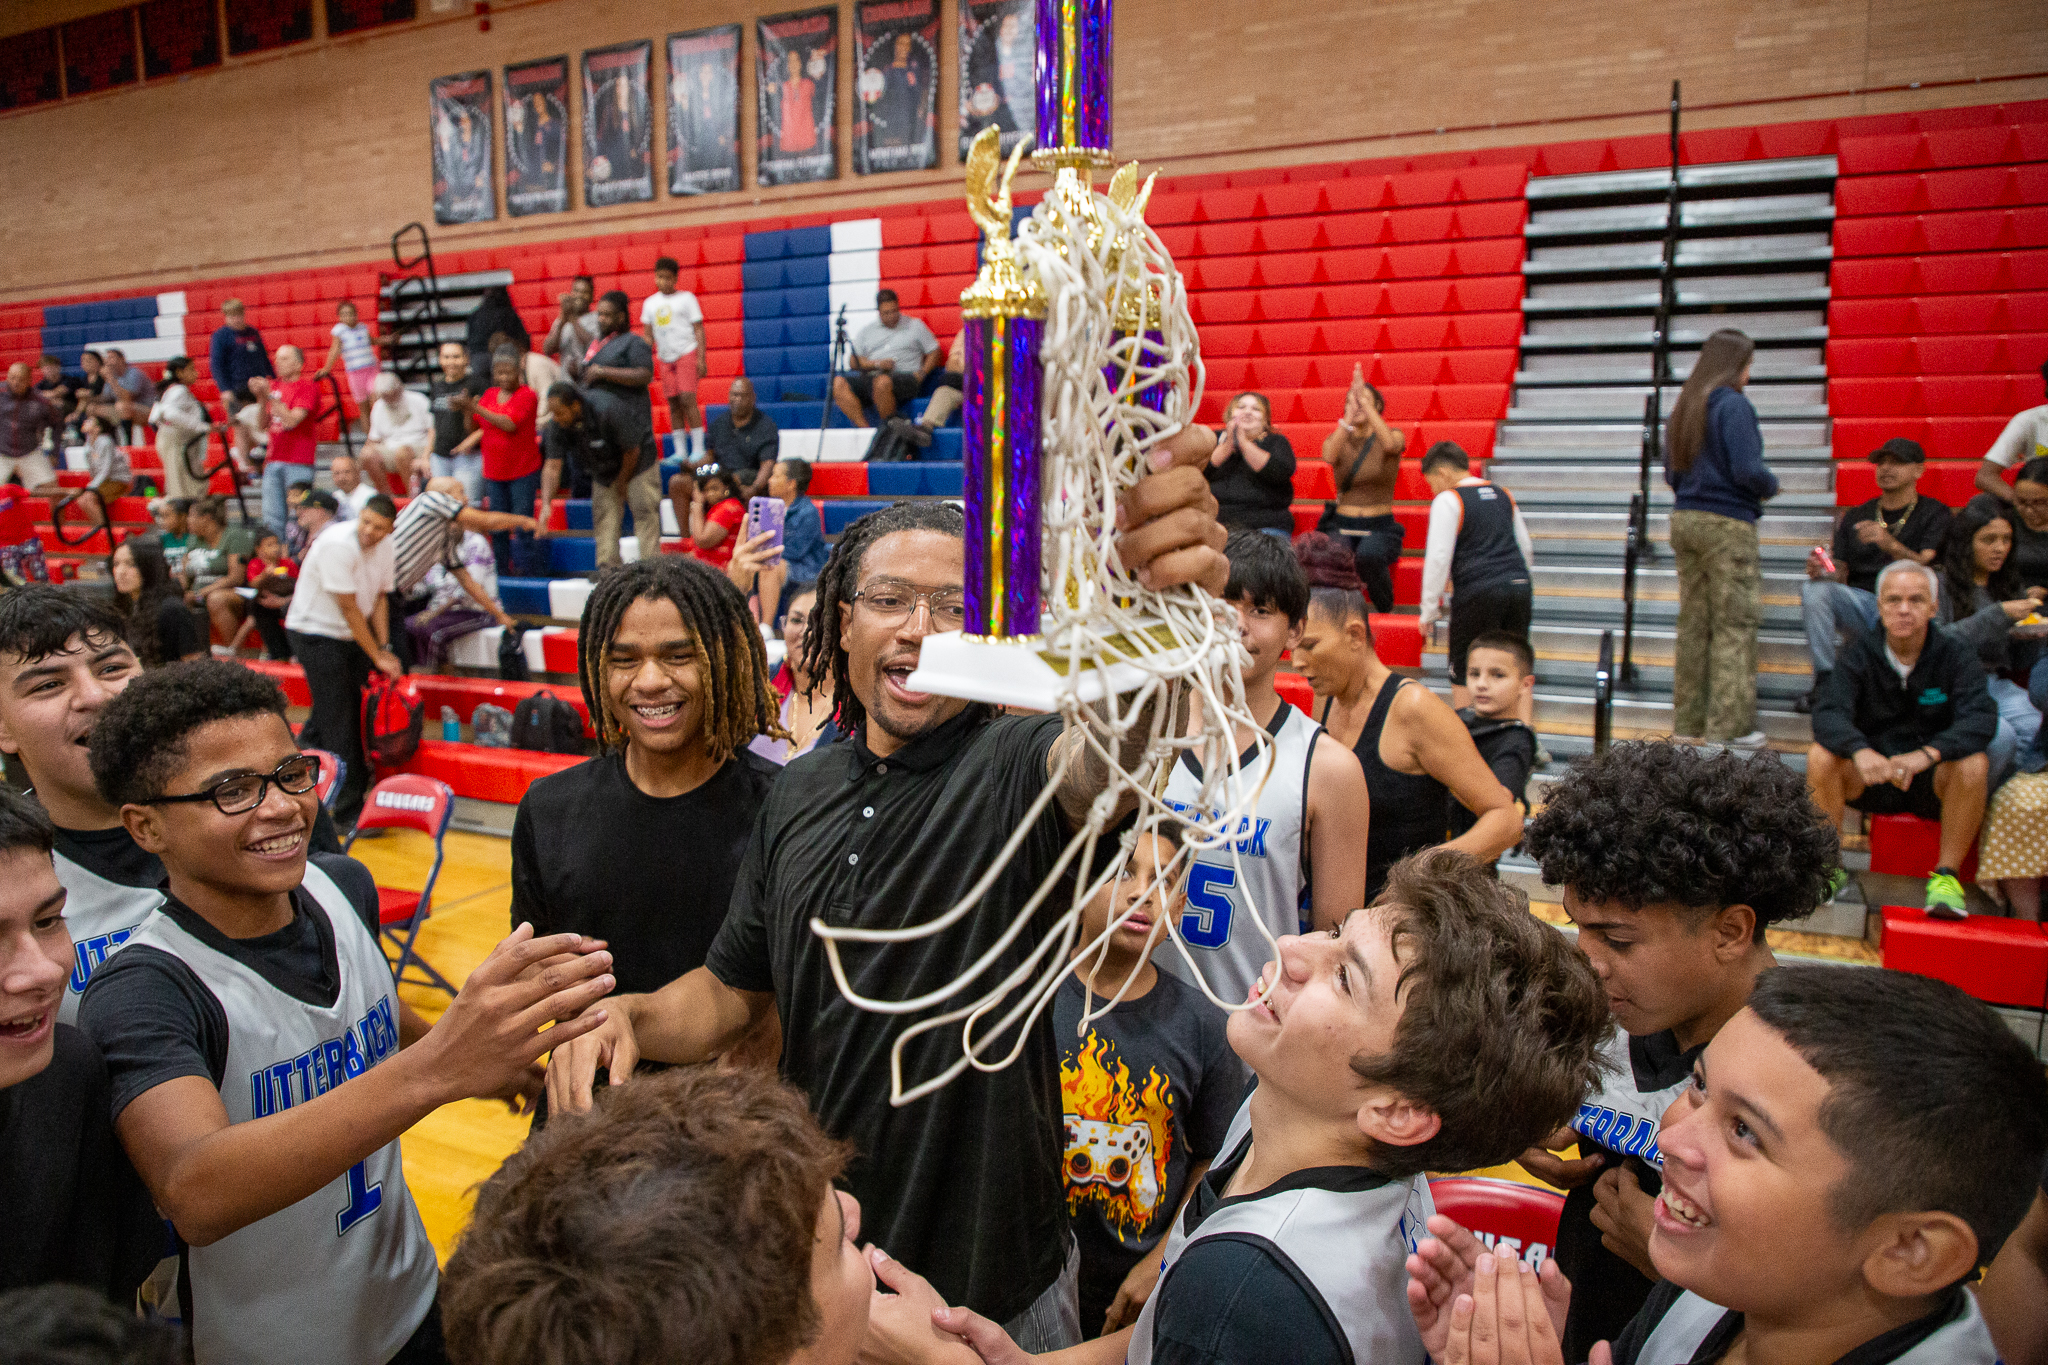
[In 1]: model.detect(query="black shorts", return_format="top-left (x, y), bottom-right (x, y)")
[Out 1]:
top-left (923, 368), bottom-right (963, 396)
top-left (841, 370), bottom-right (919, 409)
top-left (1847, 764), bottom-right (1944, 821)
top-left (1447, 578), bottom-right (1533, 682)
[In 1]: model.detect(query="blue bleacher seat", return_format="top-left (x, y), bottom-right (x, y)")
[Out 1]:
top-left (928, 428), bottom-right (964, 461)
top-left (785, 225), bottom-right (833, 258)
top-left (500, 578), bottom-right (553, 616)
top-left (742, 260), bottom-right (786, 291)
top-left (744, 229), bottom-right (794, 262)
top-left (743, 319), bottom-right (788, 349)
top-left (783, 258), bottom-right (830, 288)
top-left (868, 462), bottom-right (964, 497)
top-left (548, 538), bottom-right (598, 574)
top-left (564, 499), bottom-right (593, 531)
top-left (823, 500), bottom-right (892, 533)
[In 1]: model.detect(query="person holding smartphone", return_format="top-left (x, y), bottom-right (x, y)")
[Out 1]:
top-left (686, 466), bottom-right (745, 571)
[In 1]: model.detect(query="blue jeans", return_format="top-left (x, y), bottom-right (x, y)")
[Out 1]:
top-left (431, 452), bottom-right (484, 504)
top-left (483, 471), bottom-right (544, 577)
top-left (262, 460), bottom-right (315, 538)
top-left (1987, 675), bottom-right (2043, 789)
top-left (2018, 666), bottom-right (2048, 775)
top-left (1800, 579), bottom-right (1879, 676)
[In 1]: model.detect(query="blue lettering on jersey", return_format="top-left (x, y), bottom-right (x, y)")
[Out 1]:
top-left (249, 998), bottom-right (401, 1118)
top-left (1571, 1100), bottom-right (1665, 1168)
top-left (68, 925), bottom-right (139, 995)
top-left (1163, 801), bottom-right (1272, 859)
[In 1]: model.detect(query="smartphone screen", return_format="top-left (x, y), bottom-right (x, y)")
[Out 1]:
top-left (748, 497), bottom-right (786, 554)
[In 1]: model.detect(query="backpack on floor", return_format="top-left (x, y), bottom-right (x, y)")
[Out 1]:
top-left (511, 691), bottom-right (585, 754)
top-left (471, 703), bottom-right (514, 748)
top-left (497, 626), bottom-right (531, 682)
top-left (361, 674), bottom-right (425, 770)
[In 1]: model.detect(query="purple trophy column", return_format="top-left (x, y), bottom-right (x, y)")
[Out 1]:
top-left (1035, 0), bottom-right (1112, 158)
top-left (962, 313), bottom-right (1045, 637)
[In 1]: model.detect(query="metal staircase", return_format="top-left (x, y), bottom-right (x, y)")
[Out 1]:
top-left (1438, 153), bottom-right (1842, 762)
top-left (378, 222), bottom-right (513, 386)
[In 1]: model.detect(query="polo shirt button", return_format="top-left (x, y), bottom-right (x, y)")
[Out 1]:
top-left (848, 853), bottom-right (859, 866)
top-left (876, 763), bottom-right (888, 774)
top-left (863, 806), bottom-right (875, 818)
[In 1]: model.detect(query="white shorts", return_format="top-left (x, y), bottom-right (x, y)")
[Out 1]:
top-left (0, 452), bottom-right (56, 488)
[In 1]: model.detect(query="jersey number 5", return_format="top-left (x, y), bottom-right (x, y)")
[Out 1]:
top-left (337, 1160), bottom-right (383, 1236)
top-left (1182, 865), bottom-right (1237, 950)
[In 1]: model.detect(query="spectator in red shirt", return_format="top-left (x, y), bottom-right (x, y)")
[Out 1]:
top-left (261, 345), bottom-right (321, 539)
top-left (229, 529), bottom-right (299, 660)
top-left (469, 347), bottom-right (544, 577)
top-left (687, 466), bottom-right (744, 570)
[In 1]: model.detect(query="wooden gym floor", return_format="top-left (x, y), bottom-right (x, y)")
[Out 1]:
top-left (355, 829), bottom-right (1875, 1265)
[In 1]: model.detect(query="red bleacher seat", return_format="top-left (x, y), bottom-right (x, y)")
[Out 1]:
top-left (398, 740), bottom-right (585, 806)
top-left (1835, 461), bottom-right (1978, 506)
top-left (1881, 906), bottom-right (2047, 1010)
top-left (1868, 812), bottom-right (1977, 881)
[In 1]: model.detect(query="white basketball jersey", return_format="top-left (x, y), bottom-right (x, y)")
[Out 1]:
top-left (54, 846), bottom-right (163, 1025)
top-left (1570, 1028), bottom-right (1695, 1169)
top-left (1127, 1095), bottom-right (1434, 1365)
top-left (121, 863), bottom-right (438, 1365)
top-left (1626, 1287), bottom-right (1997, 1365)
top-left (1159, 702), bottom-right (1320, 1006)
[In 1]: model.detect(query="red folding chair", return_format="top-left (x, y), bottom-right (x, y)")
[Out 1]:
top-left (300, 747), bottom-right (346, 813)
top-left (344, 775), bottom-right (458, 997)
top-left (1426, 1176), bottom-right (1567, 1266)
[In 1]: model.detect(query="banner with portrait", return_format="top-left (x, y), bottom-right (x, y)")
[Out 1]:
top-left (854, 0), bottom-right (936, 175)
top-left (504, 55), bottom-right (569, 217)
top-left (665, 25), bottom-right (740, 196)
top-left (0, 27), bottom-right (62, 109)
top-left (327, 0), bottom-right (416, 37)
top-left (430, 70), bottom-right (496, 224)
top-left (756, 7), bottom-right (837, 186)
top-left (959, 0), bottom-right (1034, 159)
top-left (61, 10), bottom-right (138, 96)
top-left (581, 39), bottom-right (654, 207)
top-left (139, 0), bottom-right (221, 80)
top-left (225, 0), bottom-right (312, 56)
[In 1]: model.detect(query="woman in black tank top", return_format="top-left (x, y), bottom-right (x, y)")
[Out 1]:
top-left (1322, 677), bottom-right (1450, 904)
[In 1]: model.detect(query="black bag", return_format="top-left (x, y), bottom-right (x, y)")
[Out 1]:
top-left (511, 691), bottom-right (585, 754)
top-left (498, 626), bottom-right (530, 682)
top-left (865, 421), bottom-right (913, 463)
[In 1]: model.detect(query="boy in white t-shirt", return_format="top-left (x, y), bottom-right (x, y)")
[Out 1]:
top-left (1972, 360), bottom-right (2048, 505)
top-left (640, 256), bottom-right (707, 464)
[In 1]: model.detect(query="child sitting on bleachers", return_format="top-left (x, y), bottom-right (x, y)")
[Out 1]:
top-left (228, 529), bottom-right (296, 660)
top-left (1410, 965), bottom-right (2048, 1365)
top-left (79, 412), bottom-right (131, 522)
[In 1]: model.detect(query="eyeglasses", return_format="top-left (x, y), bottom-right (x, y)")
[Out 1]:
top-left (853, 586), bottom-right (969, 630)
top-left (142, 754), bottom-right (321, 816)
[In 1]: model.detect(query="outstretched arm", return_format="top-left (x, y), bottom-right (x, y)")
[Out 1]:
top-left (544, 966), bottom-right (770, 1115)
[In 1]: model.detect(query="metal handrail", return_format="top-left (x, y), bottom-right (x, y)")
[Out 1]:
top-left (384, 222), bottom-right (446, 388)
top-left (50, 486), bottom-right (117, 576)
top-left (1594, 629), bottom-right (1616, 755)
top-left (310, 371), bottom-right (359, 462)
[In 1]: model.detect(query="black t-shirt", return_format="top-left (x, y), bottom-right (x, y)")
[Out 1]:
top-left (428, 372), bottom-right (488, 456)
top-left (1559, 1029), bottom-right (1701, 1362)
top-left (1205, 432), bottom-right (1298, 535)
top-left (705, 706), bottom-right (1070, 1323)
top-left (1054, 972), bottom-right (1247, 1325)
top-left (0, 1024), bottom-right (167, 1302)
top-left (54, 822), bottom-right (164, 889)
top-left (77, 853), bottom-right (381, 1118)
top-left (1833, 496), bottom-right (1952, 594)
top-left (34, 375), bottom-right (77, 419)
top-left (707, 410), bottom-right (782, 482)
top-left (582, 331), bottom-right (656, 444)
top-left (1447, 710), bottom-right (1538, 840)
top-left (510, 749), bottom-right (778, 996)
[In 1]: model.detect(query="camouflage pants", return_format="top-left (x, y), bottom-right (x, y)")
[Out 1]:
top-left (1669, 510), bottom-right (1760, 741)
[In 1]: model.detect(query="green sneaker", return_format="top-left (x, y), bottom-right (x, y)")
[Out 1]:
top-left (1923, 869), bottom-right (1969, 920)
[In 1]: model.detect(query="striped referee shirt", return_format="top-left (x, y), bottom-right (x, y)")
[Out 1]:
top-left (389, 490), bottom-right (466, 593)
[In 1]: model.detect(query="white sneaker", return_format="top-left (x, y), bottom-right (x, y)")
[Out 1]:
top-left (1723, 731), bottom-right (1768, 749)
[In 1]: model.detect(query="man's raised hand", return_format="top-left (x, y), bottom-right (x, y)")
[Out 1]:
top-left (411, 924), bottom-right (613, 1106)
top-left (1118, 423), bottom-right (1228, 595)
top-left (544, 996), bottom-right (643, 1115)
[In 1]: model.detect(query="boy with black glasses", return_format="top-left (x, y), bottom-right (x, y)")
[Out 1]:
top-left (77, 661), bottom-right (616, 1365)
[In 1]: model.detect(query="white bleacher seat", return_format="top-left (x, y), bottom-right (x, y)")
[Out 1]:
top-left (156, 291), bottom-right (188, 316)
top-left (445, 624), bottom-right (503, 671)
top-left (829, 251), bottom-right (881, 285)
top-left (661, 499), bottom-right (680, 537)
top-left (547, 577), bottom-right (592, 620)
top-left (782, 429), bottom-right (874, 464)
top-left (830, 219), bottom-right (883, 253)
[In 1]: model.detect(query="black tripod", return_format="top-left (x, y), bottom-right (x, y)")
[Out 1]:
top-left (812, 304), bottom-right (850, 461)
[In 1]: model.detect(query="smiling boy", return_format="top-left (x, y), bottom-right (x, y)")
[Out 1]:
top-left (76, 661), bottom-right (615, 1365)
top-left (870, 848), bottom-right (1611, 1365)
top-left (1517, 742), bottom-right (1841, 1360)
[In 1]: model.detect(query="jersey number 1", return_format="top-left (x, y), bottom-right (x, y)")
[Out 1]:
top-left (337, 1160), bottom-right (383, 1236)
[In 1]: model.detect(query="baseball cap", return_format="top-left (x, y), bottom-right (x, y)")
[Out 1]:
top-left (299, 489), bottom-right (339, 513)
top-left (1869, 437), bottom-right (1926, 465)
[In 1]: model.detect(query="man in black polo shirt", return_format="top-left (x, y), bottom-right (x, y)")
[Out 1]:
top-left (705, 377), bottom-right (779, 497)
top-left (573, 293), bottom-right (661, 566)
top-left (1797, 437), bottom-right (1951, 713)
top-left (547, 425), bottom-right (1228, 1349)
top-left (540, 382), bottom-right (656, 568)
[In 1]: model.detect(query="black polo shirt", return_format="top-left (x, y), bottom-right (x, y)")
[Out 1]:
top-left (705, 704), bottom-right (1069, 1323)
top-left (541, 388), bottom-right (644, 482)
top-left (707, 409), bottom-right (781, 482)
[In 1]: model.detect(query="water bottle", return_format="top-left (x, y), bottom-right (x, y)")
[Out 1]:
top-left (441, 706), bottom-right (460, 743)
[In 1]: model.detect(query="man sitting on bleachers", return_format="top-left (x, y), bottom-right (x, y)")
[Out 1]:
top-left (360, 372), bottom-right (433, 498)
top-left (831, 288), bottom-right (938, 429)
top-left (328, 453), bottom-right (376, 519)
top-left (704, 377), bottom-right (778, 498)
top-left (1972, 359), bottom-right (2048, 506)
top-left (88, 349), bottom-right (154, 445)
top-left (1807, 559), bottom-right (1996, 919)
top-left (1797, 437), bottom-right (1952, 714)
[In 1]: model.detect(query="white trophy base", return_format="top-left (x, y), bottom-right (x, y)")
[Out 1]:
top-left (905, 626), bottom-right (1217, 712)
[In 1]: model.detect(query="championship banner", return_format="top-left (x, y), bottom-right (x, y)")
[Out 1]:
top-left (61, 10), bottom-right (139, 96)
top-left (756, 7), bottom-right (837, 186)
top-left (854, 0), bottom-right (937, 175)
top-left (581, 40), bottom-right (654, 207)
top-left (139, 0), bottom-right (221, 80)
top-left (0, 27), bottom-right (62, 109)
top-left (225, 0), bottom-right (312, 56)
top-left (327, 0), bottom-right (416, 38)
top-left (504, 55), bottom-right (569, 217)
top-left (666, 25), bottom-right (740, 196)
top-left (959, 0), bottom-right (1035, 159)
top-left (430, 70), bottom-right (496, 224)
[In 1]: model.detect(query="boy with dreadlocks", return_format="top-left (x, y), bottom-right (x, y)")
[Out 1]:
top-left (511, 556), bottom-right (785, 1116)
